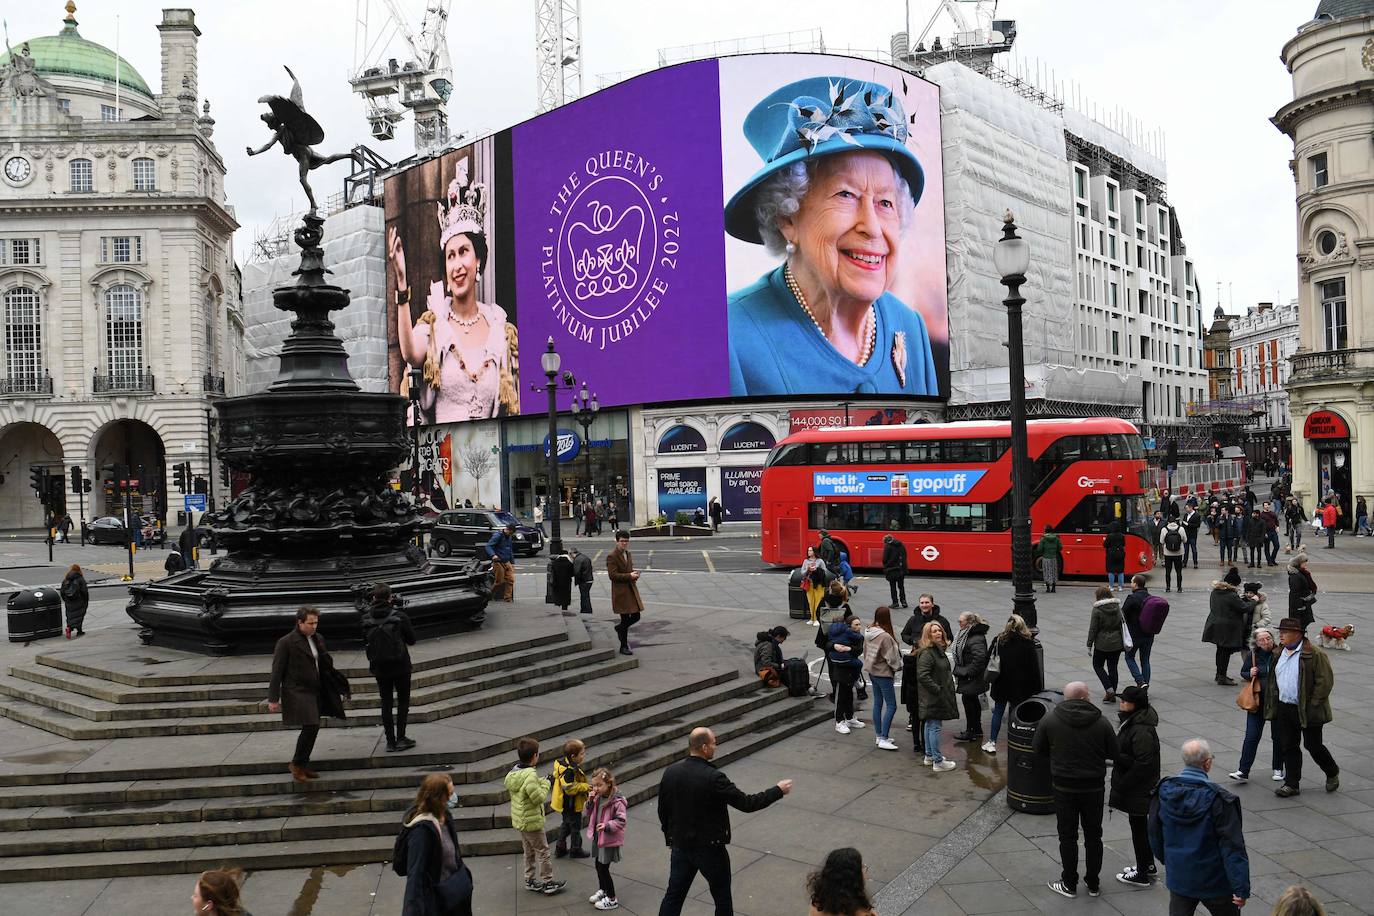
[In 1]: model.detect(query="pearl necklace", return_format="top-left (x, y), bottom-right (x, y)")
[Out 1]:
top-left (784, 263), bottom-right (876, 366)
top-left (448, 305), bottom-right (481, 328)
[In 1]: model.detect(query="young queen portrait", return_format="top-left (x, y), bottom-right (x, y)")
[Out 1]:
top-left (387, 159), bottom-right (519, 421)
top-left (725, 76), bottom-right (938, 397)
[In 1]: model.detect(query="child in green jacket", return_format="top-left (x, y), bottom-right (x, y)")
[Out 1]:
top-left (505, 737), bottom-right (566, 895)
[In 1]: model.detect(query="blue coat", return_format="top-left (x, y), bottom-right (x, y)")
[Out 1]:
top-left (727, 266), bottom-right (938, 397)
top-left (485, 530), bottom-right (514, 563)
top-left (1148, 767), bottom-right (1250, 901)
top-left (825, 621), bottom-right (864, 668)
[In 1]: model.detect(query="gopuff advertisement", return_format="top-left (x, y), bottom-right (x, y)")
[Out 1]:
top-left (385, 54), bottom-right (947, 424)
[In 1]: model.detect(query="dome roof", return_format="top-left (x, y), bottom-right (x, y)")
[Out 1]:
top-left (1314, 0), bottom-right (1374, 21)
top-left (1, 18), bottom-right (153, 99)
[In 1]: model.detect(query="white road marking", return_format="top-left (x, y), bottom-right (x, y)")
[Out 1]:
top-left (702, 550), bottom-right (716, 574)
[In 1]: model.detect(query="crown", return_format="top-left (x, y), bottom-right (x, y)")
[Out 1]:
top-left (437, 164), bottom-right (486, 248)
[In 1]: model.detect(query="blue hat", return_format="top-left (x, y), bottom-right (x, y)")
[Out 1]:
top-left (724, 76), bottom-right (926, 244)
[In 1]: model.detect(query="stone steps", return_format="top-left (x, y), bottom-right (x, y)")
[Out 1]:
top-left (0, 691), bottom-right (829, 881)
top-left (6, 631), bottom-right (589, 703)
top-left (0, 644), bottom-right (617, 721)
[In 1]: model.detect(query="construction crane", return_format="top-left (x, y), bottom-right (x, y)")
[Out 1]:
top-left (536, 0), bottom-right (582, 113)
top-left (912, 0), bottom-right (1001, 49)
top-left (350, 0), bottom-right (454, 153)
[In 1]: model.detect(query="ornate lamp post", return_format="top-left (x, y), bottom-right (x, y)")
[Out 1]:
top-left (995, 210), bottom-right (1037, 629)
top-left (571, 382), bottom-right (600, 506)
top-left (538, 337), bottom-right (574, 556)
top-left (408, 365), bottom-right (423, 547)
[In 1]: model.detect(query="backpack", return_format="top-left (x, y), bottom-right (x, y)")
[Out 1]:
top-left (1138, 595), bottom-right (1170, 635)
top-left (391, 822), bottom-right (412, 876)
top-left (366, 613), bottom-right (407, 666)
top-left (1163, 527), bottom-right (1182, 552)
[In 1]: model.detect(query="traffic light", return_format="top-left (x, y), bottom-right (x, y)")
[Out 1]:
top-left (173, 462), bottom-right (189, 494)
top-left (193, 475), bottom-right (207, 495)
top-left (219, 461), bottom-right (230, 487)
top-left (70, 465), bottom-right (83, 495)
top-left (1213, 441), bottom-right (1223, 459)
top-left (83, 477), bottom-right (92, 494)
top-left (29, 467), bottom-right (47, 503)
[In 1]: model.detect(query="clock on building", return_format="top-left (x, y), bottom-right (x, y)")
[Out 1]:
top-left (3, 155), bottom-right (33, 186)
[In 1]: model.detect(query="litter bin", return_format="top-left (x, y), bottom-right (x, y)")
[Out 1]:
top-left (8, 587), bottom-right (63, 643)
top-left (786, 568), bottom-right (809, 619)
top-left (1007, 689), bottom-right (1064, 814)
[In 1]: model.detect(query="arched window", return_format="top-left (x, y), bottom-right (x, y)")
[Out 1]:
top-left (204, 290), bottom-right (217, 374)
top-left (69, 158), bottom-right (93, 192)
top-left (131, 157), bottom-right (156, 191)
top-left (3, 286), bottom-right (42, 386)
top-left (105, 284), bottom-right (143, 384)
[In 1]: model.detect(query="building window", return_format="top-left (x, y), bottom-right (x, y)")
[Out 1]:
top-left (0, 238), bottom-right (41, 265)
top-left (1316, 230), bottom-right (1338, 256)
top-left (100, 236), bottom-right (143, 264)
top-left (204, 291), bottom-right (218, 373)
top-left (69, 158), bottom-right (93, 192)
top-left (1074, 168), bottom-right (1086, 199)
top-left (132, 158), bottom-right (156, 191)
top-left (1311, 152), bottom-right (1328, 188)
top-left (100, 105), bottom-right (123, 122)
top-left (57, 98), bottom-right (71, 113)
top-left (1106, 184), bottom-right (1117, 212)
top-left (1320, 278), bottom-right (1347, 350)
top-left (1111, 330), bottom-right (1119, 355)
top-left (105, 284), bottom-right (144, 381)
top-left (4, 286), bottom-right (42, 381)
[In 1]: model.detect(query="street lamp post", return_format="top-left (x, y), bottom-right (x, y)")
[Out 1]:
top-left (995, 210), bottom-right (1037, 629)
top-left (572, 382), bottom-right (600, 509)
top-left (408, 365), bottom-right (423, 548)
top-left (538, 337), bottom-right (573, 556)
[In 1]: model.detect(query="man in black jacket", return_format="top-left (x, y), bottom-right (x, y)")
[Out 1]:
top-left (1120, 575), bottom-right (1153, 688)
top-left (361, 582), bottom-right (418, 752)
top-left (1032, 681), bottom-right (1120, 899)
top-left (900, 594), bottom-right (953, 646)
top-left (570, 546), bottom-right (595, 614)
top-left (882, 534), bottom-right (908, 608)
top-left (657, 727), bottom-right (792, 915)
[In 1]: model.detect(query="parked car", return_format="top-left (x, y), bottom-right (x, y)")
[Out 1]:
top-left (84, 515), bottom-right (166, 547)
top-left (430, 509), bottom-right (544, 558)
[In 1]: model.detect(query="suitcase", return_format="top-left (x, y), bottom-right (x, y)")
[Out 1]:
top-left (782, 657), bottom-right (810, 698)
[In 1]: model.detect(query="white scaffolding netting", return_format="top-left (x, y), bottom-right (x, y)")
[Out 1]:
top-left (924, 61), bottom-right (1145, 408)
top-left (240, 206), bottom-right (390, 394)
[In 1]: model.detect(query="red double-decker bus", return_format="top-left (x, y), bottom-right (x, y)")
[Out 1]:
top-left (760, 417), bottom-right (1154, 576)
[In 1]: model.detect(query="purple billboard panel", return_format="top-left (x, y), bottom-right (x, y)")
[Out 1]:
top-left (512, 61), bottom-right (730, 412)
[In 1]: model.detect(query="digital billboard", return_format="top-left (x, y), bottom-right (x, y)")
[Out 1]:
top-left (385, 54), bottom-right (947, 423)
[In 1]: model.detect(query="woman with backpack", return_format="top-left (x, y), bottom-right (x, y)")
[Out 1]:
top-left (1086, 586), bottom-right (1126, 703)
top-left (398, 773), bottom-right (473, 916)
top-left (362, 582), bottom-right (418, 752)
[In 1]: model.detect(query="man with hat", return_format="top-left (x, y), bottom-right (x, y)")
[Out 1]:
top-left (1265, 617), bottom-right (1339, 797)
top-left (485, 521), bottom-right (518, 602)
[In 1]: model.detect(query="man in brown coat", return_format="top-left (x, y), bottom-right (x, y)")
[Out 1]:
top-left (267, 606), bottom-right (347, 782)
top-left (606, 530), bottom-right (643, 656)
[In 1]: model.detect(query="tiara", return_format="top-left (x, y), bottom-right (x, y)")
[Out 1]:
top-left (437, 167), bottom-right (486, 248)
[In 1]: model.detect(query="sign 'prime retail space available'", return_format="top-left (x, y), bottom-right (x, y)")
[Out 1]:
top-left (812, 469), bottom-right (985, 498)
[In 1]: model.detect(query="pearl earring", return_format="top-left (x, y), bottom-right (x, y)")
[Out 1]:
top-left (785, 241), bottom-right (796, 255)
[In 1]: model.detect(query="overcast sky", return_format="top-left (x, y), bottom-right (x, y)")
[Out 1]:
top-left (7, 0), bottom-right (1304, 312)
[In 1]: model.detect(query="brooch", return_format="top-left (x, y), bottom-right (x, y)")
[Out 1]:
top-left (892, 331), bottom-right (907, 388)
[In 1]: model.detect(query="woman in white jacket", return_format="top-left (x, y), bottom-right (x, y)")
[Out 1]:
top-left (863, 606), bottom-right (904, 751)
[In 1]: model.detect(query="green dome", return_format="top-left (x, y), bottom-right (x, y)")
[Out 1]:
top-left (1, 20), bottom-right (153, 99)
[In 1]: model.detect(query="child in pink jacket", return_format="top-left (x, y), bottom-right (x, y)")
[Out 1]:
top-left (585, 767), bottom-right (628, 910)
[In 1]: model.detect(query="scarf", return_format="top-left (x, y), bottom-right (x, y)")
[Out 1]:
top-left (953, 625), bottom-right (970, 663)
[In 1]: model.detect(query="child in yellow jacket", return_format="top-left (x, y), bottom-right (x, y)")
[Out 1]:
top-left (550, 738), bottom-right (590, 858)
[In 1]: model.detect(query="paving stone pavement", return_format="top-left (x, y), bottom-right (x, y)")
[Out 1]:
top-left (0, 531), bottom-right (1370, 914)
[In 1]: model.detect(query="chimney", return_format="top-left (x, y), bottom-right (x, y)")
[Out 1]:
top-left (157, 9), bottom-right (200, 118)
top-left (1257, 301), bottom-right (1273, 314)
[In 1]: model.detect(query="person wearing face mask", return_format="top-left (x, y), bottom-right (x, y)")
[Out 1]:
top-left (398, 773), bottom-right (474, 915)
top-left (191, 868), bottom-right (250, 916)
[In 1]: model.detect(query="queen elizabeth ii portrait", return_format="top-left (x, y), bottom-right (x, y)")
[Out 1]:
top-left (725, 76), bottom-right (938, 398)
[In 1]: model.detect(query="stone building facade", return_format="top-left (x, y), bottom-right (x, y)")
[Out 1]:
top-left (1228, 300), bottom-right (1300, 468)
top-left (1273, 0), bottom-right (1374, 522)
top-left (0, 6), bottom-right (240, 530)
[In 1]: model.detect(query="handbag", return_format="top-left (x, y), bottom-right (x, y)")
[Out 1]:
top-left (856, 674), bottom-right (869, 702)
top-left (984, 639), bottom-right (1002, 681)
top-left (437, 862), bottom-right (474, 911)
top-left (1121, 621), bottom-right (1134, 650)
top-left (1236, 677), bottom-right (1261, 712)
top-left (800, 576), bottom-right (812, 591)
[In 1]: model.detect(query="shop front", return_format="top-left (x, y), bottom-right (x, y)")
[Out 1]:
top-left (1304, 409), bottom-right (1352, 526)
top-left (503, 411), bottom-right (631, 522)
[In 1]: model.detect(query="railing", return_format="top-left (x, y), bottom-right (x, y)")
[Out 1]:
top-left (92, 371), bottom-right (155, 394)
top-left (202, 373), bottom-right (225, 394)
top-left (1290, 347), bottom-right (1374, 380)
top-left (0, 374), bottom-right (53, 397)
top-left (1185, 398), bottom-right (1263, 420)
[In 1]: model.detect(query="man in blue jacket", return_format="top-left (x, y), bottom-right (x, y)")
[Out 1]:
top-left (1149, 738), bottom-right (1250, 915)
top-left (486, 522), bottom-right (516, 602)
